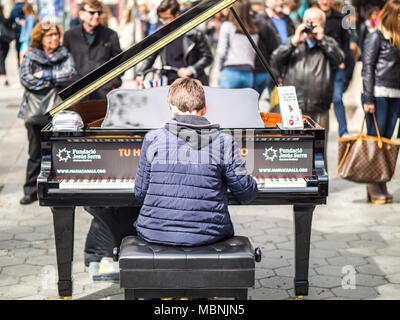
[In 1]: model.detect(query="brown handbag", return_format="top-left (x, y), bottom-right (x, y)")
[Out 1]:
top-left (337, 114), bottom-right (400, 183)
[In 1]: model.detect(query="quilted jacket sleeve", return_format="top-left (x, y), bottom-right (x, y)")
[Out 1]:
top-left (134, 133), bottom-right (154, 203)
top-left (220, 134), bottom-right (258, 204)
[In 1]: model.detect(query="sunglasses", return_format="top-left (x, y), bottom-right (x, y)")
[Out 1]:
top-left (84, 9), bottom-right (103, 16)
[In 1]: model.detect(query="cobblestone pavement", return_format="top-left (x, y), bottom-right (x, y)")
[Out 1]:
top-left (1, 46), bottom-right (400, 300)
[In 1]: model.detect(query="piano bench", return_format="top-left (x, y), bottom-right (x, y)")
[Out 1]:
top-left (117, 235), bottom-right (261, 300)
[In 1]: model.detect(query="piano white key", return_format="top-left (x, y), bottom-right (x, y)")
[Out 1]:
top-left (59, 177), bottom-right (136, 189)
top-left (254, 176), bottom-right (307, 188)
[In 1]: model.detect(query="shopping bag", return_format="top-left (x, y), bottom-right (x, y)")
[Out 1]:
top-left (337, 114), bottom-right (400, 183)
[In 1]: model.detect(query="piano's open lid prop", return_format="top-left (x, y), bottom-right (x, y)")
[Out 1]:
top-left (48, 0), bottom-right (238, 117)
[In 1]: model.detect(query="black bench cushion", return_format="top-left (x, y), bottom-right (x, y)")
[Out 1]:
top-left (119, 236), bottom-right (255, 289)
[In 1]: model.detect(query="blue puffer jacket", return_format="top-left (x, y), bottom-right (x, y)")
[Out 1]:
top-left (134, 115), bottom-right (258, 246)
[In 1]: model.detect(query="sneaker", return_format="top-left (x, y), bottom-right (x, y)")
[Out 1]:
top-left (90, 257), bottom-right (119, 281)
top-left (341, 133), bottom-right (350, 138)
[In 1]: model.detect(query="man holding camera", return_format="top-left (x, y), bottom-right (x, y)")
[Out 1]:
top-left (271, 7), bottom-right (344, 169)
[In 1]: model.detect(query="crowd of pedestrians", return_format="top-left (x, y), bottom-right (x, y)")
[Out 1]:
top-left (0, 0), bottom-right (398, 265)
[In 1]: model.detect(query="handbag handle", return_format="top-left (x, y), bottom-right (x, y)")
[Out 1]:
top-left (359, 113), bottom-right (383, 148)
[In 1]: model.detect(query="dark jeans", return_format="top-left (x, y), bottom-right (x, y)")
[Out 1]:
top-left (364, 96), bottom-right (400, 139)
top-left (0, 41), bottom-right (10, 75)
top-left (333, 68), bottom-right (348, 137)
top-left (84, 206), bottom-right (140, 266)
top-left (23, 122), bottom-right (42, 197)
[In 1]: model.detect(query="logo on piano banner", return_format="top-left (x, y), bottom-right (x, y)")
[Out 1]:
top-left (263, 147), bottom-right (278, 162)
top-left (56, 148), bottom-right (71, 163)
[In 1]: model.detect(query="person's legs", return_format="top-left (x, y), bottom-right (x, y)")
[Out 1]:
top-left (253, 73), bottom-right (270, 96)
top-left (15, 40), bottom-right (21, 68)
top-left (219, 68), bottom-right (253, 89)
top-left (21, 123), bottom-right (42, 202)
top-left (382, 98), bottom-right (400, 139)
top-left (365, 97), bottom-right (389, 137)
top-left (0, 42), bottom-right (9, 85)
top-left (332, 69), bottom-right (348, 137)
top-left (84, 206), bottom-right (140, 266)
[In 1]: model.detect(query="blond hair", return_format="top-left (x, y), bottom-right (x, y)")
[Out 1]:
top-left (379, 0), bottom-right (400, 49)
top-left (168, 78), bottom-right (206, 113)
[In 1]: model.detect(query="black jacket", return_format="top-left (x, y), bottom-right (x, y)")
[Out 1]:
top-left (251, 12), bottom-right (280, 75)
top-left (324, 9), bottom-right (351, 63)
top-left (136, 29), bottom-right (213, 85)
top-left (362, 30), bottom-right (400, 104)
top-left (263, 12), bottom-right (295, 45)
top-left (63, 24), bottom-right (122, 100)
top-left (271, 36), bottom-right (344, 113)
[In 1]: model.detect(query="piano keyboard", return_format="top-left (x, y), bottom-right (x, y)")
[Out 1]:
top-left (254, 177), bottom-right (307, 188)
top-left (59, 178), bottom-right (135, 190)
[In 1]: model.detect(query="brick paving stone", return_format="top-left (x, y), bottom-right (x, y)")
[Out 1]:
top-left (258, 257), bottom-right (290, 269)
top-left (366, 256), bottom-right (400, 266)
top-left (0, 256), bottom-right (25, 267)
top-left (322, 233), bottom-right (360, 242)
top-left (0, 232), bottom-right (13, 241)
top-left (313, 240), bottom-right (350, 250)
top-left (310, 275), bottom-right (341, 288)
top-left (254, 233), bottom-right (289, 244)
top-left (309, 248), bottom-right (339, 259)
top-left (354, 274), bottom-right (387, 287)
top-left (0, 275), bottom-right (19, 287)
top-left (347, 239), bottom-right (387, 250)
top-left (331, 286), bottom-right (378, 299)
top-left (376, 247), bottom-right (400, 256)
top-left (326, 256), bottom-right (368, 267)
top-left (1, 264), bottom-right (43, 276)
top-left (14, 232), bottom-right (51, 242)
top-left (26, 255), bottom-right (56, 266)
top-left (314, 265), bottom-right (344, 277)
top-left (356, 264), bottom-right (386, 276)
top-left (373, 284), bottom-right (400, 299)
top-left (0, 284), bottom-right (38, 298)
top-left (274, 266), bottom-right (317, 277)
top-left (259, 276), bottom-right (293, 290)
top-left (7, 248), bottom-right (46, 258)
top-left (303, 287), bottom-right (335, 300)
top-left (255, 268), bottom-right (275, 280)
top-left (0, 240), bottom-right (30, 250)
top-left (385, 273), bottom-right (400, 284)
top-left (275, 241), bottom-right (294, 250)
top-left (248, 287), bottom-right (289, 300)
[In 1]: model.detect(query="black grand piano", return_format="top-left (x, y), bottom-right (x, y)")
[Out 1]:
top-left (37, 0), bottom-right (328, 299)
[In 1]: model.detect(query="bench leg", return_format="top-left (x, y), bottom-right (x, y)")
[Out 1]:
top-left (125, 289), bottom-right (138, 300)
top-left (234, 289), bottom-right (248, 300)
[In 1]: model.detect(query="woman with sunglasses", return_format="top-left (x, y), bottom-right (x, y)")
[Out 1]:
top-left (361, 0), bottom-right (400, 204)
top-left (18, 21), bottom-right (76, 205)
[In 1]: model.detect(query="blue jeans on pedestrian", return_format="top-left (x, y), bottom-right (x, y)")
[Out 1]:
top-left (219, 68), bottom-right (253, 89)
top-left (363, 96), bottom-right (400, 139)
top-left (253, 73), bottom-right (270, 96)
top-left (333, 68), bottom-right (348, 137)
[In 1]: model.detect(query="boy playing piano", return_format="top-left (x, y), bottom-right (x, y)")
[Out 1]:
top-left (134, 78), bottom-right (258, 246)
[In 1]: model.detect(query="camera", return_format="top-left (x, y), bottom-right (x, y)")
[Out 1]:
top-left (303, 22), bottom-right (315, 35)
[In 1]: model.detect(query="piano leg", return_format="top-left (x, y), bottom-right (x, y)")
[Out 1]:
top-left (51, 207), bottom-right (75, 299)
top-left (293, 204), bottom-right (315, 297)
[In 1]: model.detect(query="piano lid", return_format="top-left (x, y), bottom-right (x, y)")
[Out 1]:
top-left (49, 0), bottom-right (237, 117)
top-left (102, 86), bottom-right (265, 129)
